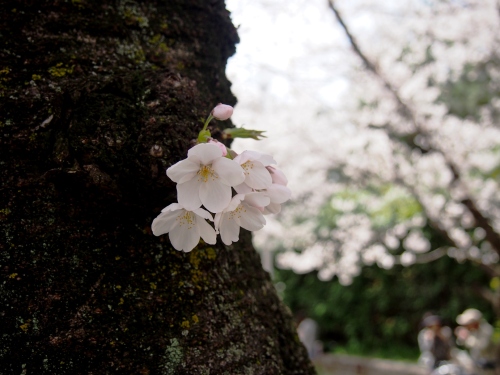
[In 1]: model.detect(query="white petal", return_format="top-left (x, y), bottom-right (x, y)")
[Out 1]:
top-left (212, 157), bottom-right (245, 186)
top-left (214, 212), bottom-right (222, 231)
top-left (239, 204), bottom-right (266, 231)
top-left (199, 179), bottom-right (232, 213)
top-left (193, 207), bottom-right (213, 221)
top-left (167, 159), bottom-right (200, 184)
top-left (188, 143), bottom-right (222, 165)
top-left (267, 166), bottom-right (288, 186)
top-left (196, 216), bottom-right (217, 244)
top-left (219, 213), bottom-right (241, 245)
top-left (226, 194), bottom-right (245, 212)
top-left (234, 150), bottom-right (276, 166)
top-left (151, 210), bottom-right (180, 236)
top-left (255, 153), bottom-right (276, 166)
top-left (177, 178), bottom-right (202, 210)
top-left (244, 192), bottom-right (270, 208)
top-left (266, 184), bottom-right (291, 204)
top-left (244, 162), bottom-right (272, 189)
top-left (169, 219), bottom-right (200, 252)
top-left (233, 152), bottom-right (250, 165)
top-left (161, 203), bottom-right (183, 212)
top-left (234, 183), bottom-right (253, 194)
top-left (263, 202), bottom-right (281, 215)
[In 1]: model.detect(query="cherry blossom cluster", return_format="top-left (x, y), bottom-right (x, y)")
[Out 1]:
top-left (152, 104), bottom-right (291, 252)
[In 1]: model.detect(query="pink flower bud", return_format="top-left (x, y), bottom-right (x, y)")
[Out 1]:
top-left (212, 103), bottom-right (233, 121)
top-left (208, 139), bottom-right (227, 156)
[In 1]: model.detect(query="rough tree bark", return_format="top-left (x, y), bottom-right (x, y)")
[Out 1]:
top-left (0, 1), bottom-right (315, 374)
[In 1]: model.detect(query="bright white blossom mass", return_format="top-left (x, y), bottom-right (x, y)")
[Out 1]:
top-left (152, 104), bottom-right (290, 252)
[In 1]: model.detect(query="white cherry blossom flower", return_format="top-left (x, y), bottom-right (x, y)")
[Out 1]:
top-left (265, 183), bottom-right (292, 204)
top-left (214, 193), bottom-right (270, 246)
top-left (261, 184), bottom-right (292, 214)
top-left (233, 150), bottom-right (276, 190)
top-left (264, 166), bottom-right (291, 213)
top-left (151, 203), bottom-right (216, 252)
top-left (167, 143), bottom-right (245, 213)
top-left (235, 178), bottom-right (291, 215)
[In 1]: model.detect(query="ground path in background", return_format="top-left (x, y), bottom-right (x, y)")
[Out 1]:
top-left (314, 353), bottom-right (427, 375)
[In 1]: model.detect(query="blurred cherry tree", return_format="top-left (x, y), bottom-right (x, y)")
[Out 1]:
top-left (228, 0), bottom-right (500, 302)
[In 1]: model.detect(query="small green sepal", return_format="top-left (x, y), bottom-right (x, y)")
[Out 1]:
top-left (197, 129), bottom-right (211, 143)
top-left (222, 128), bottom-right (266, 140)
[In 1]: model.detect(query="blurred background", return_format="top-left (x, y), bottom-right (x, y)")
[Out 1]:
top-left (225, 0), bottom-right (500, 371)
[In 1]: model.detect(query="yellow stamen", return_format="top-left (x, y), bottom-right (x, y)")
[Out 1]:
top-left (241, 161), bottom-right (254, 175)
top-left (177, 211), bottom-right (195, 229)
top-left (198, 165), bottom-right (218, 182)
top-left (228, 204), bottom-right (246, 220)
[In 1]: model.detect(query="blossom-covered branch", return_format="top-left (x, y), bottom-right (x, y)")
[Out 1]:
top-left (328, 0), bottom-right (500, 255)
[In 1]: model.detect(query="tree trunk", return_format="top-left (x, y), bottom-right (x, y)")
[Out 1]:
top-left (0, 1), bottom-right (315, 374)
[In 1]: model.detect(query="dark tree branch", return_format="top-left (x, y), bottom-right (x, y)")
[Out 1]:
top-left (462, 197), bottom-right (500, 254)
top-left (327, 0), bottom-right (409, 115)
top-left (401, 247), bottom-right (447, 265)
top-left (393, 176), bottom-right (463, 248)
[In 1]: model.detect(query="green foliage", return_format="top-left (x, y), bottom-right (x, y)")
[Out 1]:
top-left (437, 60), bottom-right (500, 121)
top-left (276, 256), bottom-right (494, 360)
top-left (317, 185), bottom-right (422, 236)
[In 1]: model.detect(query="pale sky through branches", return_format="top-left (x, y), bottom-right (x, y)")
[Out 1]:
top-left (226, 0), bottom-right (352, 194)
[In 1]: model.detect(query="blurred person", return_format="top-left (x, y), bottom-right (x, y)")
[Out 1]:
top-left (455, 308), bottom-right (496, 374)
top-left (296, 311), bottom-right (320, 359)
top-left (418, 314), bottom-right (454, 372)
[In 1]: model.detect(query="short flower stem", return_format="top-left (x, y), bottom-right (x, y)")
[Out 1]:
top-left (197, 115), bottom-right (215, 143)
top-left (201, 115), bottom-right (214, 132)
